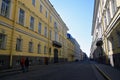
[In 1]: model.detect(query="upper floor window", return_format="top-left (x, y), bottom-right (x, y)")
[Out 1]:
top-left (0, 0), bottom-right (10, 17)
top-left (106, 8), bottom-right (111, 25)
top-left (30, 16), bottom-right (34, 30)
top-left (55, 32), bottom-right (58, 41)
top-left (45, 11), bottom-right (48, 18)
top-left (50, 15), bottom-right (52, 22)
top-left (38, 22), bottom-right (42, 34)
top-left (0, 33), bottom-right (6, 49)
top-left (16, 38), bottom-right (22, 51)
top-left (19, 8), bottom-right (25, 25)
top-left (44, 27), bottom-right (47, 37)
top-left (40, 4), bottom-right (43, 13)
top-left (49, 30), bottom-right (52, 40)
top-left (28, 42), bottom-right (33, 53)
top-left (54, 22), bottom-right (57, 29)
top-left (111, 0), bottom-right (117, 16)
top-left (32, 0), bottom-right (35, 6)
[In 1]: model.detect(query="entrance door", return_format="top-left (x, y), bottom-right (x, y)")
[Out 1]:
top-left (54, 49), bottom-right (58, 63)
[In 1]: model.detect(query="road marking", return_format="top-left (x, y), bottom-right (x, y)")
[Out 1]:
top-left (95, 64), bottom-right (111, 80)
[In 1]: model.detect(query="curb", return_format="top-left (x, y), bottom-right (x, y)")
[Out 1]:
top-left (95, 64), bottom-right (111, 80)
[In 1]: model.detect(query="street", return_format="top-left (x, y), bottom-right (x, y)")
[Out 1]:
top-left (2, 60), bottom-right (120, 80)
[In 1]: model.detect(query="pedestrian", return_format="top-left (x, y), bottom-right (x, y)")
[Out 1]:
top-left (20, 57), bottom-right (25, 72)
top-left (25, 57), bottom-right (29, 72)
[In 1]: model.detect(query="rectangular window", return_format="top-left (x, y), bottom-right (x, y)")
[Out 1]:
top-left (38, 22), bottom-right (42, 34)
top-left (44, 27), bottom-right (47, 37)
top-left (40, 4), bottom-right (42, 13)
top-left (49, 30), bottom-right (52, 40)
top-left (30, 16), bottom-right (34, 30)
top-left (0, 0), bottom-right (10, 17)
top-left (44, 46), bottom-right (46, 54)
top-left (19, 8), bottom-right (25, 25)
top-left (0, 33), bottom-right (6, 49)
top-left (50, 16), bottom-right (52, 22)
top-left (54, 22), bottom-right (57, 29)
top-left (16, 38), bottom-right (22, 51)
top-left (111, 0), bottom-right (117, 16)
top-left (45, 11), bottom-right (48, 18)
top-left (32, 0), bottom-right (35, 6)
top-left (38, 44), bottom-right (41, 54)
top-left (55, 32), bottom-right (58, 41)
top-left (29, 42), bottom-right (33, 53)
top-left (106, 8), bottom-right (111, 25)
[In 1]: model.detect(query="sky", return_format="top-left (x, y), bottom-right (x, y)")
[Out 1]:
top-left (50, 0), bottom-right (94, 56)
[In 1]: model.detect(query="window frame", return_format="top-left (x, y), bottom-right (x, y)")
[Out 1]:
top-left (19, 8), bottom-right (25, 25)
top-left (0, 33), bottom-right (7, 50)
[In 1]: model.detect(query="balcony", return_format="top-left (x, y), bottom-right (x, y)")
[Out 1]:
top-left (52, 41), bottom-right (62, 48)
top-left (96, 38), bottom-right (103, 46)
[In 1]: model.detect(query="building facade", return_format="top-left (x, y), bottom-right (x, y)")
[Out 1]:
top-left (91, 0), bottom-right (120, 68)
top-left (67, 33), bottom-right (82, 61)
top-left (0, 0), bottom-right (71, 69)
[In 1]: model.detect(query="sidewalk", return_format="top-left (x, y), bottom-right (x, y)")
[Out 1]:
top-left (95, 63), bottom-right (120, 80)
top-left (0, 62), bottom-right (67, 78)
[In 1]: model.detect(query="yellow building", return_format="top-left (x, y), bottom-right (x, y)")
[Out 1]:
top-left (91, 0), bottom-right (120, 68)
top-left (0, 0), bottom-right (74, 69)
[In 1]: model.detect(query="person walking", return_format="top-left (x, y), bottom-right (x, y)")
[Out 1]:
top-left (25, 57), bottom-right (29, 72)
top-left (20, 57), bottom-right (25, 72)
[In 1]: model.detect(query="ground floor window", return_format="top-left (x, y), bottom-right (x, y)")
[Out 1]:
top-left (0, 33), bottom-right (7, 49)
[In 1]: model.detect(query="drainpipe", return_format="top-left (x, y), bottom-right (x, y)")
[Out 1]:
top-left (10, 0), bottom-right (18, 67)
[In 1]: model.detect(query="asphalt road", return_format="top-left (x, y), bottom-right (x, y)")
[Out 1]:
top-left (0, 61), bottom-right (106, 80)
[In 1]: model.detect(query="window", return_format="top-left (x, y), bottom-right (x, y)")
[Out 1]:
top-left (0, 0), bottom-right (10, 17)
top-left (19, 8), bottom-right (25, 25)
top-left (111, 0), bottom-right (117, 16)
top-left (29, 42), bottom-right (33, 53)
top-left (106, 8), bottom-right (111, 25)
top-left (38, 22), bottom-right (42, 34)
top-left (30, 16), bottom-right (34, 30)
top-left (44, 27), bottom-right (47, 37)
top-left (45, 11), bottom-right (48, 18)
top-left (104, 15), bottom-right (107, 28)
top-left (44, 46), bottom-right (46, 54)
top-left (55, 32), bottom-right (58, 41)
top-left (40, 4), bottom-right (43, 13)
top-left (16, 38), bottom-right (22, 51)
top-left (32, 0), bottom-right (35, 6)
top-left (38, 44), bottom-right (41, 54)
top-left (0, 33), bottom-right (6, 49)
top-left (50, 16), bottom-right (52, 22)
top-left (49, 30), bottom-right (52, 40)
top-left (54, 22), bottom-right (57, 29)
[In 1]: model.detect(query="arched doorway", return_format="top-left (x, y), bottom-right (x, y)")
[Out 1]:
top-left (54, 49), bottom-right (58, 63)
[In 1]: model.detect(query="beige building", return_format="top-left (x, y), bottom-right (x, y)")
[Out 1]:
top-left (91, 0), bottom-right (120, 67)
top-left (0, 0), bottom-right (75, 69)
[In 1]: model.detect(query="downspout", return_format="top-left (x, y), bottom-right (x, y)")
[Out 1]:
top-left (10, 0), bottom-right (18, 67)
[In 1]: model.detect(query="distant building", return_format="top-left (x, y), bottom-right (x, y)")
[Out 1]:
top-left (91, 0), bottom-right (120, 67)
top-left (67, 33), bottom-right (82, 61)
